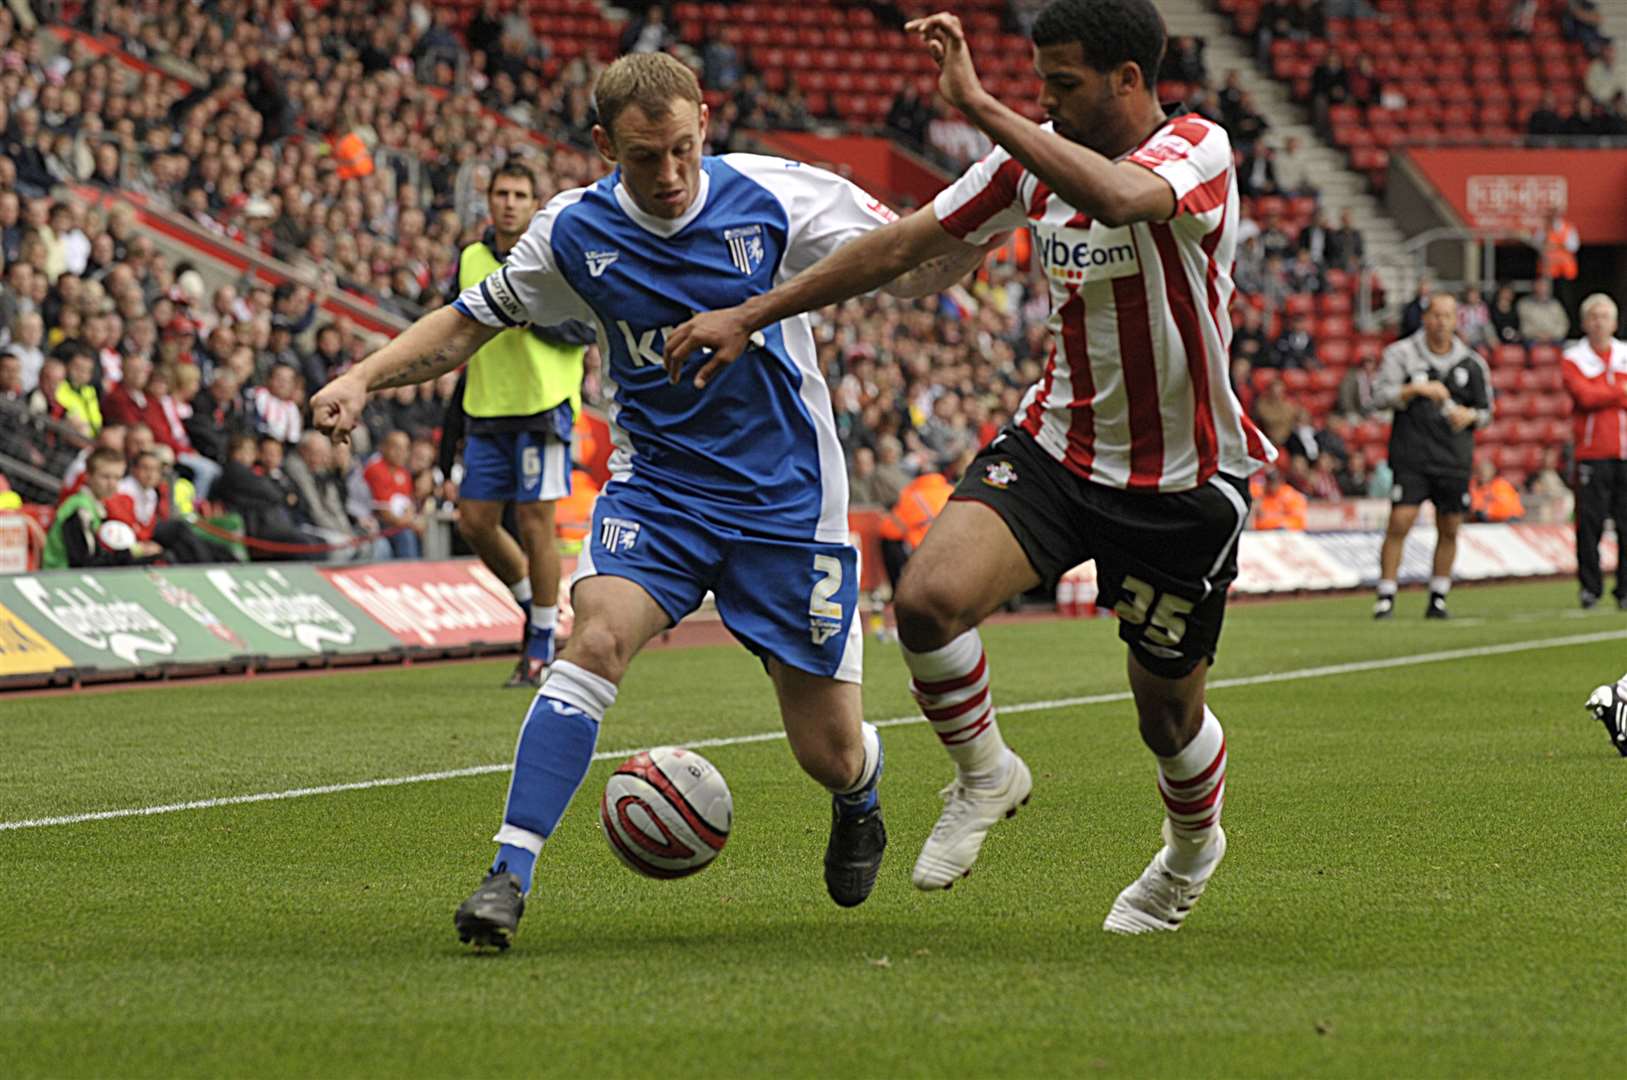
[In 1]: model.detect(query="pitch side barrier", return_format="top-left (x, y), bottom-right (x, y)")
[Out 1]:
top-left (1057, 522), bottom-right (1612, 612)
top-left (0, 559), bottom-right (546, 691)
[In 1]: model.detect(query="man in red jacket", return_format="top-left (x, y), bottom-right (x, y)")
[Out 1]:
top-left (1561, 293), bottom-right (1627, 608)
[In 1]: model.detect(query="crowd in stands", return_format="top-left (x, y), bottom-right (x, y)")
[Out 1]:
top-left (0, 0), bottom-right (1597, 571)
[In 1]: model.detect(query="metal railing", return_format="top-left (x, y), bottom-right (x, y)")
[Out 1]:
top-left (1356, 228), bottom-right (1543, 328)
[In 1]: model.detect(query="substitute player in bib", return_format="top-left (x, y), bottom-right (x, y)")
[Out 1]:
top-left (450, 162), bottom-right (587, 688)
top-left (668, 0), bottom-right (1274, 933)
top-left (310, 53), bottom-right (990, 948)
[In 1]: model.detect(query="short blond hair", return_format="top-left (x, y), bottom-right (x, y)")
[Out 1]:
top-left (593, 53), bottom-right (702, 137)
top-left (1580, 293), bottom-right (1618, 322)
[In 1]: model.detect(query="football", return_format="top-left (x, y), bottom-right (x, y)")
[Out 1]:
top-left (600, 748), bottom-right (733, 878)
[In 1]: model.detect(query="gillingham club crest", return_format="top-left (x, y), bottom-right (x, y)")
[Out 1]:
top-left (983, 461), bottom-right (1017, 489)
top-left (723, 225), bottom-right (765, 276)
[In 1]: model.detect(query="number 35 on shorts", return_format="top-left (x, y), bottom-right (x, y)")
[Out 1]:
top-left (1113, 575), bottom-right (1195, 647)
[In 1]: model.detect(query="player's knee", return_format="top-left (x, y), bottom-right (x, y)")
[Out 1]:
top-left (789, 736), bottom-right (861, 790)
top-left (457, 506), bottom-right (497, 543)
top-left (558, 621), bottom-right (631, 684)
top-left (894, 575), bottom-right (969, 652)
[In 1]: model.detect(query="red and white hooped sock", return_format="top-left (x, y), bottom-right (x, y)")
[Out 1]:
top-left (1157, 706), bottom-right (1227, 875)
top-left (902, 629), bottom-right (1008, 780)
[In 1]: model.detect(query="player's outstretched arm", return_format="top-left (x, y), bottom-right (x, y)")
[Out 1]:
top-left (907, 12), bottom-right (1174, 227)
top-left (663, 206), bottom-right (975, 388)
top-left (310, 306), bottom-right (499, 443)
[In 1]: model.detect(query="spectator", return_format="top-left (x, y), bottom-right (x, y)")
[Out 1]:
top-left (185, 367), bottom-right (250, 466)
top-left (4, 310), bottom-right (45, 389)
top-left (364, 430), bottom-right (424, 559)
top-left (112, 449), bottom-right (227, 562)
top-left (1285, 249), bottom-right (1324, 295)
top-left (1310, 51), bottom-right (1351, 128)
top-left (1563, 0), bottom-right (1611, 58)
top-left (212, 433), bottom-right (305, 559)
top-left (1267, 312), bottom-right (1318, 370)
top-left (43, 447), bottom-right (162, 569)
top-left (1336, 351), bottom-right (1384, 418)
top-left (848, 446), bottom-right (885, 506)
top-left (249, 362), bottom-right (303, 445)
top-left (0, 353), bottom-right (22, 403)
top-left (620, 6), bottom-right (676, 55)
top-left (1232, 306), bottom-right (1269, 365)
top-left (1253, 469), bottom-right (1308, 529)
top-left (1586, 43), bottom-right (1627, 104)
top-left (1237, 143), bottom-right (1278, 198)
top-left (55, 346), bottom-right (102, 436)
top-left (1252, 374), bottom-right (1296, 445)
top-left (28, 357), bottom-right (67, 420)
top-left (1231, 357), bottom-right (1257, 416)
top-left (1527, 90), bottom-right (1568, 137)
top-left (101, 352), bottom-right (167, 436)
top-left (1338, 448), bottom-right (1373, 497)
top-left (1518, 278), bottom-right (1571, 344)
top-left (1297, 210), bottom-right (1333, 265)
top-left (1526, 446), bottom-right (1576, 519)
top-left (1489, 284), bottom-right (1525, 345)
top-left (1456, 286), bottom-right (1497, 350)
top-left (1469, 458), bottom-right (1526, 522)
top-left (1400, 277), bottom-right (1434, 338)
top-left (283, 430), bottom-right (364, 558)
top-left (1561, 293), bottom-right (1627, 608)
top-left (885, 83), bottom-right (933, 149)
top-left (872, 436), bottom-right (909, 510)
top-left (1566, 92), bottom-right (1612, 136)
top-left (1275, 135), bottom-right (1316, 196)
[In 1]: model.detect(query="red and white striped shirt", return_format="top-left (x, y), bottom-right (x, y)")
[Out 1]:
top-left (933, 115), bottom-right (1275, 492)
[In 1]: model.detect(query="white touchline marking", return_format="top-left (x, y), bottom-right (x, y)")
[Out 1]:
top-left (4, 627), bottom-right (1624, 832)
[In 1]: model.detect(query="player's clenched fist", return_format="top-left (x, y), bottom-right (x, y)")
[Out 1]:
top-left (310, 371), bottom-right (368, 444)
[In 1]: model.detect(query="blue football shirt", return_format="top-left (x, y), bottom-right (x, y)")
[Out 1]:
top-left (454, 154), bottom-right (896, 543)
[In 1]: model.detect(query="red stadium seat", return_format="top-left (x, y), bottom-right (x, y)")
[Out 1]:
top-left (1316, 315), bottom-right (1352, 341)
top-left (1542, 417), bottom-right (1572, 443)
top-left (1492, 343), bottom-right (1527, 368)
top-left (1281, 369), bottom-right (1312, 392)
top-left (1529, 343), bottom-right (1562, 367)
top-left (1317, 340), bottom-right (1352, 367)
top-left (1317, 292), bottom-right (1352, 316)
top-left (1311, 368), bottom-right (1343, 392)
top-left (1491, 368), bottom-right (1523, 393)
top-left (1284, 293), bottom-right (1316, 317)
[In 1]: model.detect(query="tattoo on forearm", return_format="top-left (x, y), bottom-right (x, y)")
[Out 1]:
top-left (375, 345), bottom-right (458, 389)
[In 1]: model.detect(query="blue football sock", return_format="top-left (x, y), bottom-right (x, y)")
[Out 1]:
top-left (833, 723), bottom-right (883, 819)
top-left (492, 844), bottom-right (537, 888)
top-left (490, 661), bottom-right (617, 892)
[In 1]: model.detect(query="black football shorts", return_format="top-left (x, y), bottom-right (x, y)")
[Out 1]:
top-left (951, 426), bottom-right (1251, 679)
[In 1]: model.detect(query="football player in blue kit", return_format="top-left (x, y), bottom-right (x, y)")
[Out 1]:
top-left (310, 52), bottom-right (991, 948)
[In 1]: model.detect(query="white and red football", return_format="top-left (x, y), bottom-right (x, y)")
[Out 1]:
top-left (600, 747), bottom-right (732, 879)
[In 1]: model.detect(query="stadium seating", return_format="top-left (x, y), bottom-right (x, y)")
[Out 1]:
top-left (1212, 0), bottom-right (1596, 188)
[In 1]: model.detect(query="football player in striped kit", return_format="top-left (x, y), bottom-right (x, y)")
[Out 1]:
top-left (669, 0), bottom-right (1273, 932)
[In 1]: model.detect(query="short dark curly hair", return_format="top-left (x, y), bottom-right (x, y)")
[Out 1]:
top-left (1031, 0), bottom-right (1167, 91)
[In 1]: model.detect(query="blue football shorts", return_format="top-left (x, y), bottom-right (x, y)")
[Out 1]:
top-left (460, 403), bottom-right (573, 504)
top-left (572, 481), bottom-right (863, 683)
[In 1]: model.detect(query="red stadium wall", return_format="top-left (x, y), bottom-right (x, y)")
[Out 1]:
top-left (751, 131), bottom-right (948, 208)
top-left (1405, 149), bottom-right (1627, 242)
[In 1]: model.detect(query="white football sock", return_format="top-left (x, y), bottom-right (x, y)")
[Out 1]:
top-left (1377, 579), bottom-right (1398, 598)
top-left (510, 579), bottom-right (533, 604)
top-left (531, 604), bottom-right (558, 632)
top-left (902, 629), bottom-right (1009, 781)
top-left (1157, 706), bottom-right (1227, 877)
top-left (1430, 576), bottom-right (1451, 597)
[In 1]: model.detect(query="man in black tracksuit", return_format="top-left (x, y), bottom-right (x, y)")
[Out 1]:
top-left (1371, 293), bottom-right (1494, 619)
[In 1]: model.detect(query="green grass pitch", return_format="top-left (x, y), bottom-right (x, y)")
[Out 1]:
top-left (3, 580), bottom-right (1624, 1078)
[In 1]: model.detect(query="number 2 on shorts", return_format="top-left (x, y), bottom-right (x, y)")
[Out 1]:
top-left (1113, 575), bottom-right (1195, 647)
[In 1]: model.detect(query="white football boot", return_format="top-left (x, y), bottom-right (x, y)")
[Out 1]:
top-left (1102, 820), bottom-right (1227, 934)
top-left (912, 751), bottom-right (1033, 890)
